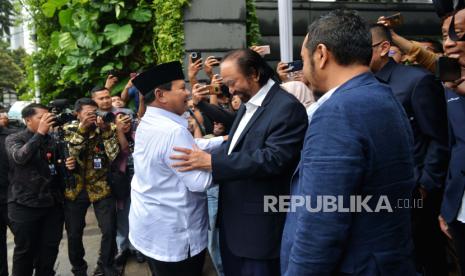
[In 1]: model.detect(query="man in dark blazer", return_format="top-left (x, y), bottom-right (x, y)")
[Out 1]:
top-left (438, 11), bottom-right (465, 276)
top-left (438, 89), bottom-right (465, 276)
top-left (281, 10), bottom-right (416, 275)
top-left (170, 49), bottom-right (308, 276)
top-left (370, 24), bottom-right (450, 276)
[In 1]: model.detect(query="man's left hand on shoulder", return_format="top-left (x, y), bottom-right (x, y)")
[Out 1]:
top-left (170, 144), bottom-right (212, 172)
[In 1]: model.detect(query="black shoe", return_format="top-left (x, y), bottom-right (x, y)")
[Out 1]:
top-left (135, 251), bottom-right (146, 263)
top-left (92, 266), bottom-right (104, 276)
top-left (114, 249), bottom-right (130, 266)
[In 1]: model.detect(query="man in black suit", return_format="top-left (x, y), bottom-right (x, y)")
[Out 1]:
top-left (438, 10), bottom-right (465, 276)
top-left (370, 24), bottom-right (450, 276)
top-left (170, 49), bottom-right (308, 276)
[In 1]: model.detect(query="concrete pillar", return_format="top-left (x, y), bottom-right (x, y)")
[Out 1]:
top-left (183, 0), bottom-right (247, 81)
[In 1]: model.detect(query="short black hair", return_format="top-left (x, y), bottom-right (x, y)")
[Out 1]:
top-left (74, 98), bottom-right (98, 112)
top-left (90, 86), bottom-right (110, 96)
top-left (144, 81), bottom-right (173, 105)
top-left (370, 23), bottom-right (393, 43)
top-left (306, 10), bottom-right (372, 66)
top-left (223, 48), bottom-right (275, 87)
top-left (21, 103), bottom-right (48, 119)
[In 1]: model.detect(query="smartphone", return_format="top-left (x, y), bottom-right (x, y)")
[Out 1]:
top-left (108, 70), bottom-right (120, 79)
top-left (384, 13), bottom-right (403, 28)
top-left (207, 84), bottom-right (221, 95)
top-left (258, 45), bottom-right (271, 55)
top-left (436, 56), bottom-right (461, 82)
top-left (212, 56), bottom-right (222, 66)
top-left (287, 60), bottom-right (303, 72)
top-left (190, 52), bottom-right (202, 63)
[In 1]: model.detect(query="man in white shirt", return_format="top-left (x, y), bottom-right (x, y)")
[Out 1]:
top-left (129, 61), bottom-right (225, 276)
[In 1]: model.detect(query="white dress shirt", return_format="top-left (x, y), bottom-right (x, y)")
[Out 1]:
top-left (306, 85), bottom-right (340, 124)
top-left (456, 193), bottom-right (465, 223)
top-left (228, 79), bottom-right (275, 154)
top-left (129, 106), bottom-right (224, 262)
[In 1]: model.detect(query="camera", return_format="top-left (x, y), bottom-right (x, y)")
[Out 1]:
top-left (96, 111), bottom-right (116, 124)
top-left (190, 52), bottom-right (202, 63)
top-left (97, 108), bottom-right (137, 129)
top-left (48, 99), bottom-right (76, 127)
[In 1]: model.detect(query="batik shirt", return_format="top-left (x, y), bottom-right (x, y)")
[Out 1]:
top-left (63, 121), bottom-right (119, 202)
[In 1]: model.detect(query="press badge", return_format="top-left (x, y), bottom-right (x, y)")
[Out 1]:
top-left (49, 164), bottom-right (57, 175)
top-left (93, 157), bottom-right (102, 169)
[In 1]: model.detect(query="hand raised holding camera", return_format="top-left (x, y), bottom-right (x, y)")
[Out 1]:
top-left (277, 62), bottom-right (291, 82)
top-left (250, 45), bottom-right (270, 57)
top-left (96, 116), bottom-right (110, 132)
top-left (211, 74), bottom-right (223, 86)
top-left (78, 110), bottom-right (97, 130)
top-left (204, 56), bottom-right (220, 77)
top-left (37, 112), bottom-right (56, 135)
top-left (105, 73), bottom-right (118, 91)
top-left (115, 114), bottom-right (131, 133)
top-left (192, 83), bottom-right (210, 105)
top-left (188, 55), bottom-right (203, 80)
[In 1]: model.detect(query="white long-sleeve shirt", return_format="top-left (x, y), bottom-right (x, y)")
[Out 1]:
top-left (129, 106), bottom-right (224, 262)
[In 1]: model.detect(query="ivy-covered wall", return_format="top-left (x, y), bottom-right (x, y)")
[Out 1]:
top-left (23, 0), bottom-right (260, 103)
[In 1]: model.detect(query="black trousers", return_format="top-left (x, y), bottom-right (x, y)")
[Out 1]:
top-left (0, 204), bottom-right (8, 276)
top-left (412, 190), bottom-right (449, 276)
top-left (449, 220), bottom-right (465, 276)
top-left (64, 192), bottom-right (116, 275)
top-left (8, 203), bottom-right (64, 276)
top-left (219, 229), bottom-right (280, 276)
top-left (147, 249), bottom-right (206, 276)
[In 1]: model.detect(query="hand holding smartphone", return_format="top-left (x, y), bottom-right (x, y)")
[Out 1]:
top-left (286, 60), bottom-right (303, 72)
top-left (436, 56), bottom-right (461, 82)
top-left (383, 13), bottom-right (403, 28)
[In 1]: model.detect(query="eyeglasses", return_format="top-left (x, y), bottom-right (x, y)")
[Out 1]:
top-left (371, 41), bottom-right (384, 48)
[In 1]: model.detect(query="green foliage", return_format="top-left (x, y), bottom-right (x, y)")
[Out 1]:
top-left (152, 0), bottom-right (190, 63)
top-left (24, 0), bottom-right (157, 103)
top-left (246, 0), bottom-right (261, 46)
top-left (21, 0), bottom-right (193, 104)
top-left (0, 41), bottom-right (28, 102)
top-left (0, 0), bottom-right (15, 37)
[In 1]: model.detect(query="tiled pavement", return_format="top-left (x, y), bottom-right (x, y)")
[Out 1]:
top-left (6, 207), bottom-right (151, 276)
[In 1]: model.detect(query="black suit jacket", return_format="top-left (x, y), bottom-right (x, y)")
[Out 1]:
top-left (442, 89), bottom-right (465, 222)
top-left (376, 59), bottom-right (449, 192)
top-left (211, 82), bottom-right (308, 259)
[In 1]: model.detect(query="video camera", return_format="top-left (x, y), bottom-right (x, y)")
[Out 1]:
top-left (46, 99), bottom-right (76, 190)
top-left (48, 99), bottom-right (76, 126)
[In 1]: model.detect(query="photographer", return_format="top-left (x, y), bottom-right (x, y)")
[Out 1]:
top-left (5, 103), bottom-right (76, 276)
top-left (63, 98), bottom-right (120, 276)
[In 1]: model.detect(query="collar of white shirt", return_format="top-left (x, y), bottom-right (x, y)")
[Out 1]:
top-left (306, 85), bottom-right (340, 122)
top-left (245, 79), bottom-right (276, 110)
top-left (145, 106), bottom-right (188, 128)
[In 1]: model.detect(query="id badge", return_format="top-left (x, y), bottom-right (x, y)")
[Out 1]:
top-left (49, 164), bottom-right (57, 175)
top-left (93, 158), bottom-right (102, 169)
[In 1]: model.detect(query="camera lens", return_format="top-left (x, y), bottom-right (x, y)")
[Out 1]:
top-left (191, 53), bottom-right (197, 59)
